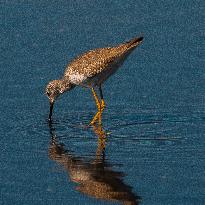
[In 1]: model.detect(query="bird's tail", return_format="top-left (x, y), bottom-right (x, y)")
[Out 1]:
top-left (126, 36), bottom-right (144, 48)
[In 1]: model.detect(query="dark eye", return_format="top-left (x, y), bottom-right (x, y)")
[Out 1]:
top-left (46, 91), bottom-right (50, 96)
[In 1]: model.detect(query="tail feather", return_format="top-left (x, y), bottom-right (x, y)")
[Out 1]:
top-left (126, 36), bottom-right (144, 48)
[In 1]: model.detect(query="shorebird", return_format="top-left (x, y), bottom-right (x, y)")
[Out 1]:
top-left (46, 36), bottom-right (143, 124)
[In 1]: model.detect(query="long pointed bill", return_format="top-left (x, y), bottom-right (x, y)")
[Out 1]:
top-left (49, 101), bottom-right (54, 121)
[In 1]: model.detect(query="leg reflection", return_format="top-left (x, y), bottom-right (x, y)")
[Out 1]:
top-left (48, 122), bottom-right (141, 205)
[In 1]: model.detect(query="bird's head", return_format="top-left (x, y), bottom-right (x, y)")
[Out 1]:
top-left (45, 78), bottom-right (74, 121)
top-left (46, 80), bottom-right (63, 103)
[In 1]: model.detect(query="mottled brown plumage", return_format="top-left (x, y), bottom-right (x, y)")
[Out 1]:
top-left (64, 36), bottom-right (143, 86)
top-left (46, 36), bottom-right (143, 121)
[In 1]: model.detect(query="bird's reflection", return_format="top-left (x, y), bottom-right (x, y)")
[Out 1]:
top-left (48, 122), bottom-right (141, 205)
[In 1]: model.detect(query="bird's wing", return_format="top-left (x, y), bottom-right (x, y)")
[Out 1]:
top-left (64, 46), bottom-right (122, 79)
top-left (64, 36), bottom-right (143, 79)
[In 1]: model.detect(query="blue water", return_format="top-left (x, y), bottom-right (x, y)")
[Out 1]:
top-left (1, 0), bottom-right (204, 204)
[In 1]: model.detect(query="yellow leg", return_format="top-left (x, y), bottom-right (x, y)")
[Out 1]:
top-left (89, 88), bottom-right (106, 126)
top-left (98, 99), bottom-right (105, 126)
top-left (101, 99), bottom-right (105, 111)
top-left (90, 112), bottom-right (100, 126)
top-left (89, 88), bottom-right (101, 126)
top-left (91, 87), bottom-right (101, 110)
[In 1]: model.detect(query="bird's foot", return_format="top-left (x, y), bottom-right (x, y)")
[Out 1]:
top-left (88, 100), bottom-right (105, 127)
top-left (88, 111), bottom-right (100, 127)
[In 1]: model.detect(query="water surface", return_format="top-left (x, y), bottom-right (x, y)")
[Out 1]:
top-left (1, 0), bottom-right (204, 204)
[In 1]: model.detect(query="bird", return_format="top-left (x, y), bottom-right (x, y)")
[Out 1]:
top-left (46, 36), bottom-right (143, 124)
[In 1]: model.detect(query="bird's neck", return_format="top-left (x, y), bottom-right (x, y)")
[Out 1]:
top-left (59, 78), bottom-right (74, 93)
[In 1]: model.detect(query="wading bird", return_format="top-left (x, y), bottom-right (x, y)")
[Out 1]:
top-left (46, 36), bottom-right (143, 124)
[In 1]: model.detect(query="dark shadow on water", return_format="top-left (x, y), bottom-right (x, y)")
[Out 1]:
top-left (48, 122), bottom-right (141, 205)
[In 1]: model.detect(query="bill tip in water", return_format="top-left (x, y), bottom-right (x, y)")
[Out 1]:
top-left (48, 116), bottom-right (52, 122)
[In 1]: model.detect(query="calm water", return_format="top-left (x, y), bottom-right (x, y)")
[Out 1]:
top-left (1, 0), bottom-right (205, 204)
